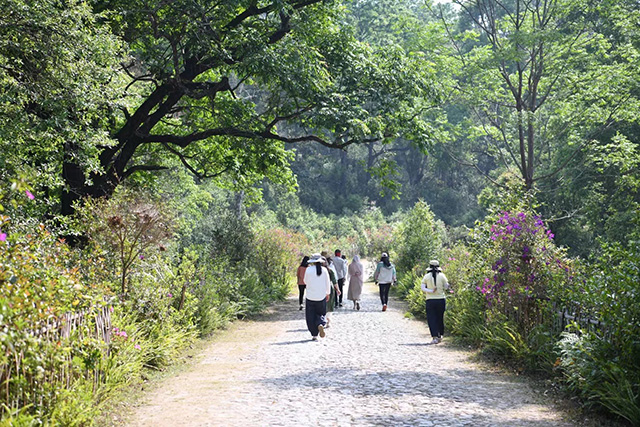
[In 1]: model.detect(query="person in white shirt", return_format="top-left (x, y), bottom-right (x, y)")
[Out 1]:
top-left (421, 260), bottom-right (450, 344)
top-left (374, 252), bottom-right (397, 311)
top-left (332, 249), bottom-right (348, 308)
top-left (304, 254), bottom-right (331, 341)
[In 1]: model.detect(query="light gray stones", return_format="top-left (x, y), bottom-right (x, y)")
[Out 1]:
top-left (127, 276), bottom-right (575, 427)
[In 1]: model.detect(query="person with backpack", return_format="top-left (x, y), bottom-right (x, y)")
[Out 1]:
top-left (421, 260), bottom-right (450, 344)
top-left (373, 252), bottom-right (396, 311)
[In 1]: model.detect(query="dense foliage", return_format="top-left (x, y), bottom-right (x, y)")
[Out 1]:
top-left (1, 0), bottom-right (639, 424)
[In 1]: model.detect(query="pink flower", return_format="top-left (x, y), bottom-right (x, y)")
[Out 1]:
top-left (25, 190), bottom-right (35, 200)
top-left (0, 232), bottom-right (6, 242)
top-left (134, 344), bottom-right (141, 350)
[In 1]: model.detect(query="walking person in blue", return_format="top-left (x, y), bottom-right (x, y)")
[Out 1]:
top-left (421, 260), bottom-right (450, 344)
top-left (373, 252), bottom-right (397, 311)
top-left (304, 254), bottom-right (331, 341)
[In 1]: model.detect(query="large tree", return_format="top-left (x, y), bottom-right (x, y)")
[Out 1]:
top-left (440, 0), bottom-right (639, 191)
top-left (1, 0), bottom-right (436, 216)
top-left (56, 0), bottom-right (433, 215)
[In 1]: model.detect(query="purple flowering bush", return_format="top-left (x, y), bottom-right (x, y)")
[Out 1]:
top-left (473, 210), bottom-right (573, 336)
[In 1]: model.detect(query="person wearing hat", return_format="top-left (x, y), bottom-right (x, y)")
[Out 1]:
top-left (373, 252), bottom-right (397, 311)
top-left (421, 260), bottom-right (450, 344)
top-left (303, 254), bottom-right (331, 341)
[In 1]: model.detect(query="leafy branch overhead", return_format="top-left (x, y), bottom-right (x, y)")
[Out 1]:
top-left (33, 0), bottom-right (437, 214)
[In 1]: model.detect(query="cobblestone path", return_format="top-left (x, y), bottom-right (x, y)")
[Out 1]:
top-left (128, 277), bottom-right (575, 427)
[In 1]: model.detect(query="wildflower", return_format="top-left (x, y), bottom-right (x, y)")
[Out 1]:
top-left (167, 292), bottom-right (173, 298)
top-left (139, 254), bottom-right (144, 260)
top-left (134, 344), bottom-right (141, 350)
top-left (25, 190), bottom-right (35, 200)
top-left (0, 232), bottom-right (6, 242)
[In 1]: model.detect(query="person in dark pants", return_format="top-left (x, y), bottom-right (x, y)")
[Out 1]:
top-left (421, 260), bottom-right (450, 344)
top-left (332, 249), bottom-right (347, 307)
top-left (373, 252), bottom-right (397, 311)
top-left (303, 254), bottom-right (331, 341)
top-left (296, 256), bottom-right (309, 310)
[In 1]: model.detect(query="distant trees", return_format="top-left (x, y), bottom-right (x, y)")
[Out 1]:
top-left (440, 0), bottom-right (639, 191)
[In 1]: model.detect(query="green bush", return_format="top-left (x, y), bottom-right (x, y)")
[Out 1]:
top-left (556, 236), bottom-right (640, 424)
top-left (394, 201), bottom-right (444, 274)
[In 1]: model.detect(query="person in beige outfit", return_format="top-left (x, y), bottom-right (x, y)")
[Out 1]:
top-left (347, 255), bottom-right (364, 310)
top-left (421, 260), bottom-right (449, 344)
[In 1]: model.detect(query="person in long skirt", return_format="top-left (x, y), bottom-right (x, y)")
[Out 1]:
top-left (347, 255), bottom-right (364, 310)
top-left (304, 254), bottom-right (331, 341)
top-left (421, 260), bottom-right (450, 344)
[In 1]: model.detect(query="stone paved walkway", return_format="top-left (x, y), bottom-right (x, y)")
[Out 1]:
top-left (128, 269), bottom-right (575, 427)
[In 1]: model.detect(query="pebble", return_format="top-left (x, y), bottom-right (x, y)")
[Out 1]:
top-left (127, 275), bottom-right (575, 427)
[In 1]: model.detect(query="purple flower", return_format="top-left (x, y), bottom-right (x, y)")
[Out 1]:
top-left (139, 255), bottom-right (144, 260)
top-left (134, 344), bottom-right (141, 350)
top-left (167, 293), bottom-right (173, 298)
top-left (0, 232), bottom-right (6, 242)
top-left (25, 190), bottom-right (35, 200)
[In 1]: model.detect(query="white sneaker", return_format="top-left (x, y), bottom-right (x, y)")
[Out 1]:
top-left (311, 336), bottom-right (318, 341)
top-left (430, 338), bottom-right (440, 344)
top-left (318, 324), bottom-right (326, 338)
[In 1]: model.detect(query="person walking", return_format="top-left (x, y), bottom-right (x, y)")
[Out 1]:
top-left (325, 256), bottom-right (339, 313)
top-left (347, 255), bottom-right (364, 310)
top-left (304, 254), bottom-right (331, 341)
top-left (421, 260), bottom-right (450, 344)
top-left (296, 256), bottom-right (309, 310)
top-left (332, 249), bottom-right (348, 308)
top-left (374, 252), bottom-right (396, 311)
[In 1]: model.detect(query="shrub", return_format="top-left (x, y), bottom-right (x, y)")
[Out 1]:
top-left (79, 189), bottom-right (172, 295)
top-left (394, 201), bottom-right (444, 274)
top-left (472, 209), bottom-right (572, 336)
top-left (557, 236), bottom-right (640, 424)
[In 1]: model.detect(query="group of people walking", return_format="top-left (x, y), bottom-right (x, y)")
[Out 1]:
top-left (296, 250), bottom-right (365, 341)
top-left (297, 252), bottom-right (450, 345)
